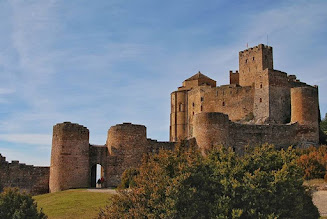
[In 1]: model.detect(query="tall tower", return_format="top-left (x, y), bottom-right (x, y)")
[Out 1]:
top-left (239, 44), bottom-right (273, 87)
top-left (49, 122), bottom-right (90, 193)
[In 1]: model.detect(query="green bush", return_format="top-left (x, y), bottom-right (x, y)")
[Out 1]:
top-left (99, 144), bottom-right (319, 219)
top-left (0, 187), bottom-right (47, 219)
top-left (321, 113), bottom-right (327, 132)
top-left (118, 167), bottom-right (140, 189)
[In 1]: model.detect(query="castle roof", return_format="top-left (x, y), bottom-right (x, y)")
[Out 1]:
top-left (185, 71), bottom-right (214, 82)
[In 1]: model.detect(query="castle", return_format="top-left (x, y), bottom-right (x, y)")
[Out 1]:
top-left (0, 44), bottom-right (321, 194)
top-left (170, 44), bottom-right (320, 152)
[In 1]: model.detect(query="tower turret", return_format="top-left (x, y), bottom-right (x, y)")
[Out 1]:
top-left (49, 122), bottom-right (90, 193)
top-left (291, 86), bottom-right (319, 145)
top-left (239, 44), bottom-right (273, 87)
top-left (106, 123), bottom-right (148, 185)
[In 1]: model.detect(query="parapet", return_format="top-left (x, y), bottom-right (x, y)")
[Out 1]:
top-left (53, 121), bottom-right (89, 133)
top-left (194, 112), bottom-right (230, 125)
top-left (53, 122), bottom-right (89, 140)
top-left (239, 44), bottom-right (272, 54)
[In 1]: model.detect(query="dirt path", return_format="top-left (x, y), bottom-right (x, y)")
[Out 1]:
top-left (86, 188), bottom-right (117, 195)
top-left (312, 191), bottom-right (327, 217)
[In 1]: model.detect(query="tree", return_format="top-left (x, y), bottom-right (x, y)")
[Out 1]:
top-left (99, 144), bottom-right (319, 219)
top-left (0, 187), bottom-right (47, 219)
top-left (118, 167), bottom-right (140, 189)
top-left (321, 113), bottom-right (327, 133)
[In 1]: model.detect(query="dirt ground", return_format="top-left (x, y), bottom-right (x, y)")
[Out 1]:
top-left (87, 188), bottom-right (117, 195)
top-left (313, 191), bottom-right (327, 217)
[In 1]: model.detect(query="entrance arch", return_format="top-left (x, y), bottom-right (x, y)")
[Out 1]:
top-left (91, 164), bottom-right (104, 188)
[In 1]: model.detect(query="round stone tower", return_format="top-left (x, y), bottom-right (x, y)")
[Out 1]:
top-left (291, 86), bottom-right (319, 145)
top-left (49, 122), bottom-right (90, 193)
top-left (106, 123), bottom-right (148, 186)
top-left (193, 112), bottom-right (230, 153)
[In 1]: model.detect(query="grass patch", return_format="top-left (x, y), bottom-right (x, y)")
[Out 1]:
top-left (34, 189), bottom-right (113, 219)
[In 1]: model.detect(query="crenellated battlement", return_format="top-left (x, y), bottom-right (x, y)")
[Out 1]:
top-left (0, 154), bottom-right (49, 195)
top-left (239, 44), bottom-right (272, 54)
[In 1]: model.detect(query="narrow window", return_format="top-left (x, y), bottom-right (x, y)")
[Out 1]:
top-left (222, 102), bottom-right (225, 106)
top-left (201, 97), bottom-right (204, 102)
top-left (260, 84), bottom-right (263, 88)
top-left (260, 98), bottom-right (262, 103)
top-left (253, 57), bottom-right (255, 61)
top-left (193, 112), bottom-right (194, 115)
top-left (201, 105), bottom-right (203, 111)
top-left (192, 102), bottom-right (195, 107)
top-left (179, 103), bottom-right (183, 111)
top-left (245, 59), bottom-right (248, 63)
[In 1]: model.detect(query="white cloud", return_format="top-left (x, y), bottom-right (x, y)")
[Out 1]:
top-left (0, 134), bottom-right (51, 146)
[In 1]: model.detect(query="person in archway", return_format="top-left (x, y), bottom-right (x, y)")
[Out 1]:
top-left (100, 177), bottom-right (105, 187)
top-left (97, 179), bottom-right (101, 188)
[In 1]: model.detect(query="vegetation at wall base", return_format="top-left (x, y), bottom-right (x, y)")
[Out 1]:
top-left (0, 187), bottom-right (47, 219)
top-left (321, 114), bottom-right (327, 133)
top-left (297, 146), bottom-right (327, 181)
top-left (99, 144), bottom-right (320, 219)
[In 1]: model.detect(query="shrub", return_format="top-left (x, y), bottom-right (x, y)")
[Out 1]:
top-left (0, 187), bottom-right (47, 219)
top-left (297, 146), bottom-right (327, 180)
top-left (99, 144), bottom-right (319, 219)
top-left (118, 167), bottom-right (140, 189)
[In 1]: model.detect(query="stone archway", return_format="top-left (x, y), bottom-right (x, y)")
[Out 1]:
top-left (90, 164), bottom-right (104, 188)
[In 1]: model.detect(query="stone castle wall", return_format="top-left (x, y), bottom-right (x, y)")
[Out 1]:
top-left (48, 122), bottom-right (178, 192)
top-left (0, 154), bottom-right (49, 195)
top-left (192, 112), bottom-right (302, 154)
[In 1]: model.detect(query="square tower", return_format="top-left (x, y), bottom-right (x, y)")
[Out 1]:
top-left (239, 44), bottom-right (273, 87)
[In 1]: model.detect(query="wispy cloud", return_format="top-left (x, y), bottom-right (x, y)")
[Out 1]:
top-left (0, 134), bottom-right (51, 146)
top-left (0, 0), bottom-right (326, 165)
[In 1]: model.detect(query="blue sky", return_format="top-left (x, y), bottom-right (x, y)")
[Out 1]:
top-left (0, 0), bottom-right (326, 166)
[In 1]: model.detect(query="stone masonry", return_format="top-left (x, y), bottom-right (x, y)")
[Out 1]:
top-left (0, 154), bottom-right (49, 195)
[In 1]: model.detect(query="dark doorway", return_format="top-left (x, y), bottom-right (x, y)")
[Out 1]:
top-left (91, 164), bottom-right (103, 188)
